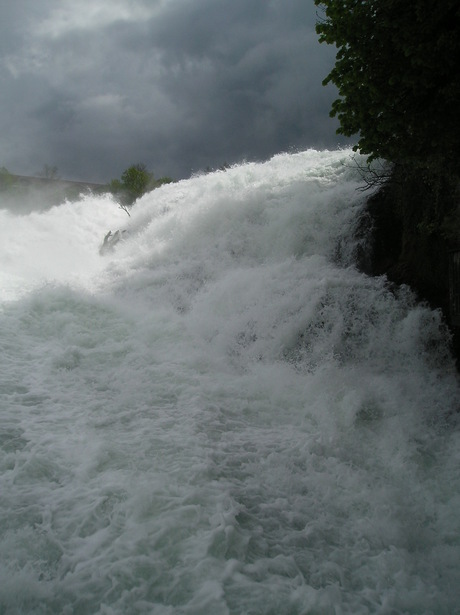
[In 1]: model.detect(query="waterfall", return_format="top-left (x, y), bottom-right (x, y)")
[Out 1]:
top-left (1, 149), bottom-right (458, 614)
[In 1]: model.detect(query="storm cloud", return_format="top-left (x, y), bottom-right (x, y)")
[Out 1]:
top-left (0, 0), bottom-right (347, 182)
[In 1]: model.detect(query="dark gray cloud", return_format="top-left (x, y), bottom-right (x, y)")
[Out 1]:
top-left (0, 0), bottom-right (347, 182)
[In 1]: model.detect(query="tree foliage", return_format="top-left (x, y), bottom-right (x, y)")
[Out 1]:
top-left (109, 163), bottom-right (173, 206)
top-left (0, 166), bottom-right (14, 191)
top-left (120, 163), bottom-right (153, 201)
top-left (315, 0), bottom-right (460, 170)
top-left (39, 164), bottom-right (59, 179)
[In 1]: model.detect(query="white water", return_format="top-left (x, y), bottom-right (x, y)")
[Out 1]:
top-left (1, 150), bottom-right (459, 615)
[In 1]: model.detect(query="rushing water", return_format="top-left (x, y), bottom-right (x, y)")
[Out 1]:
top-left (0, 150), bottom-right (459, 615)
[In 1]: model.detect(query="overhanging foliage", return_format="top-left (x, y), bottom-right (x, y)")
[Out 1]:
top-left (315, 0), bottom-right (460, 171)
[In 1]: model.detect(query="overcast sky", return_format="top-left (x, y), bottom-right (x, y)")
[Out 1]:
top-left (0, 0), bottom-right (348, 182)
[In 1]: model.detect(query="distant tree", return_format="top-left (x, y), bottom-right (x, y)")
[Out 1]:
top-left (108, 178), bottom-right (123, 193)
top-left (202, 162), bottom-right (231, 174)
top-left (315, 0), bottom-right (460, 171)
top-left (0, 166), bottom-right (14, 191)
top-left (156, 176), bottom-right (174, 187)
top-left (38, 164), bottom-right (60, 179)
top-left (120, 164), bottom-right (154, 201)
top-left (109, 163), bottom-right (174, 208)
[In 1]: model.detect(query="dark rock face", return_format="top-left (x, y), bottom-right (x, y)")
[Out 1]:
top-left (358, 164), bottom-right (460, 368)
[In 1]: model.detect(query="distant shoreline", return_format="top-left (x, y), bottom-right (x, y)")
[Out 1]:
top-left (8, 174), bottom-right (106, 192)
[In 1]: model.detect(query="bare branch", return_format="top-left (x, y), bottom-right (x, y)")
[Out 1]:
top-left (346, 155), bottom-right (393, 191)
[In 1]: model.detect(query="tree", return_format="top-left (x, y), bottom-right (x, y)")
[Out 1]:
top-left (38, 164), bottom-right (59, 179)
top-left (315, 0), bottom-right (460, 171)
top-left (109, 164), bottom-right (174, 208)
top-left (108, 163), bottom-right (155, 207)
top-left (0, 166), bottom-right (14, 191)
top-left (120, 163), bottom-right (154, 201)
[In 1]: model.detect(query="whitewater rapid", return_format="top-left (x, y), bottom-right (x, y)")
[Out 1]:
top-left (0, 150), bottom-right (459, 614)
